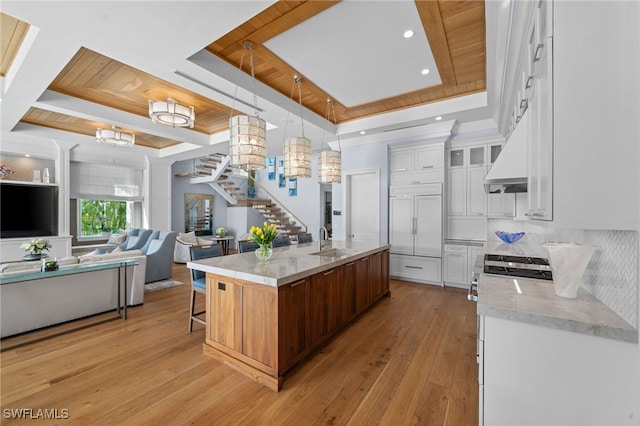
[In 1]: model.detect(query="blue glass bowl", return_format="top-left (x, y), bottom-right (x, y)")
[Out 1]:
top-left (495, 231), bottom-right (525, 243)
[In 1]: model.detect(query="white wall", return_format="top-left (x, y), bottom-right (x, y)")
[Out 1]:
top-left (254, 153), bottom-right (323, 239)
top-left (332, 141), bottom-right (390, 243)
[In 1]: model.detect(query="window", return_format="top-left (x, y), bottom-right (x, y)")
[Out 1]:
top-left (79, 199), bottom-right (131, 237)
top-left (70, 162), bottom-right (144, 238)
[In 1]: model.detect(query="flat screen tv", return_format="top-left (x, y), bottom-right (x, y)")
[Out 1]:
top-left (0, 183), bottom-right (58, 238)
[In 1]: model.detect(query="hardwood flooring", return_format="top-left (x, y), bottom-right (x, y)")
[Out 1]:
top-left (1, 263), bottom-right (478, 425)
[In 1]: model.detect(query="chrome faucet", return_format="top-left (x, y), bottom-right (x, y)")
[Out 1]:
top-left (318, 226), bottom-right (328, 251)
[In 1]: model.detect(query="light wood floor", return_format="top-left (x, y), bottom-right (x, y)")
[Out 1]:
top-left (1, 263), bottom-right (479, 425)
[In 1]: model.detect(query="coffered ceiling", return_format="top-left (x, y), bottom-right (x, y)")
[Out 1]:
top-left (0, 1), bottom-right (496, 159)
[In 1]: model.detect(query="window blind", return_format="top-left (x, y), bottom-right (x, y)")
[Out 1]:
top-left (70, 162), bottom-right (143, 201)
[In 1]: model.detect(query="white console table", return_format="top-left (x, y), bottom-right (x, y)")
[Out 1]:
top-left (0, 259), bottom-right (138, 340)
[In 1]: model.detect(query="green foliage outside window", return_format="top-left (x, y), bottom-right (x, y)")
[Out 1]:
top-left (81, 199), bottom-right (127, 236)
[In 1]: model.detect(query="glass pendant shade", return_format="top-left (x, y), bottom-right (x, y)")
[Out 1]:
top-left (229, 115), bottom-right (267, 170)
top-left (318, 149), bottom-right (342, 183)
top-left (96, 127), bottom-right (135, 147)
top-left (284, 136), bottom-right (311, 178)
top-left (148, 98), bottom-right (195, 128)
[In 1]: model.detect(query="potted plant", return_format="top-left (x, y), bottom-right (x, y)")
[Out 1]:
top-left (41, 258), bottom-right (59, 272)
top-left (20, 238), bottom-right (52, 261)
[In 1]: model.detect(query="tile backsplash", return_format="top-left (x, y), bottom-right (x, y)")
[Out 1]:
top-left (489, 219), bottom-right (638, 328)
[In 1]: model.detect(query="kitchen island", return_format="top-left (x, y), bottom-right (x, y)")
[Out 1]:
top-left (188, 241), bottom-right (390, 391)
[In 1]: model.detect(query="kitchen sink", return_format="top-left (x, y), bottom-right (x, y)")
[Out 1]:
top-left (309, 248), bottom-right (357, 258)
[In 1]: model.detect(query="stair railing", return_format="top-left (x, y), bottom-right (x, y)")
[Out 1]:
top-left (252, 180), bottom-right (308, 234)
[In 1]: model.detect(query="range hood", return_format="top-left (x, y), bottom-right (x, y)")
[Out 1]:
top-left (484, 111), bottom-right (528, 193)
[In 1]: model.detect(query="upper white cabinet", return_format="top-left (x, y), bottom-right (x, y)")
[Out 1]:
top-left (450, 166), bottom-right (488, 217)
top-left (526, 35), bottom-right (553, 221)
top-left (390, 144), bottom-right (444, 186)
top-left (448, 145), bottom-right (487, 168)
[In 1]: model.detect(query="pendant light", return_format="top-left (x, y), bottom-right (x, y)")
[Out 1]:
top-left (96, 126), bottom-right (135, 147)
top-left (283, 76), bottom-right (311, 178)
top-left (148, 97), bottom-right (195, 128)
top-left (318, 100), bottom-right (342, 183)
top-left (229, 41), bottom-right (267, 171)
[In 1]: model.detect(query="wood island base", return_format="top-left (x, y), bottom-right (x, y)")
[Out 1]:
top-left (201, 249), bottom-right (390, 391)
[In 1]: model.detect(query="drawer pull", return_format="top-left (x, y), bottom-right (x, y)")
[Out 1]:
top-left (405, 265), bottom-right (423, 269)
top-left (422, 165), bottom-right (434, 169)
top-left (290, 279), bottom-right (306, 288)
top-left (218, 283), bottom-right (226, 291)
top-left (323, 270), bottom-right (335, 276)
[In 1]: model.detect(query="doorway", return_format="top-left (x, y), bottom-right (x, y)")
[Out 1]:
top-left (323, 189), bottom-right (333, 238)
top-left (345, 169), bottom-right (380, 242)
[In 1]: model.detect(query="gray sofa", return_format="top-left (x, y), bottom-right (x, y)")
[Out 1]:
top-left (141, 230), bottom-right (177, 283)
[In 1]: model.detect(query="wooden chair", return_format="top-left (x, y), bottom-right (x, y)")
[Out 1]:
top-left (188, 245), bottom-right (223, 332)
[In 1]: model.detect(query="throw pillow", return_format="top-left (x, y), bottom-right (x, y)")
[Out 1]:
top-left (179, 232), bottom-right (198, 245)
top-left (111, 246), bottom-right (122, 253)
top-left (107, 232), bottom-right (128, 245)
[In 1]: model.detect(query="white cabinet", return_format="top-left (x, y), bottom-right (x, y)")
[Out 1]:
top-left (389, 183), bottom-right (443, 286)
top-left (526, 33), bottom-right (553, 220)
top-left (482, 316), bottom-right (638, 426)
top-left (389, 193), bottom-right (441, 258)
top-left (467, 167), bottom-right (487, 216)
top-left (443, 244), bottom-right (467, 286)
top-left (447, 166), bottom-right (487, 217)
top-left (390, 144), bottom-right (443, 185)
top-left (448, 169), bottom-right (466, 216)
top-left (390, 254), bottom-right (442, 285)
top-left (448, 145), bottom-right (486, 168)
top-left (443, 242), bottom-right (485, 288)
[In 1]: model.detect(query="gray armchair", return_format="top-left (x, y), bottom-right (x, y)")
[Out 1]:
top-left (119, 228), bottom-right (153, 251)
top-left (141, 231), bottom-right (177, 283)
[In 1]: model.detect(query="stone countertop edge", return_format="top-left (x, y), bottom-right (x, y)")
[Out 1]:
top-left (477, 277), bottom-right (638, 344)
top-left (188, 242), bottom-right (391, 287)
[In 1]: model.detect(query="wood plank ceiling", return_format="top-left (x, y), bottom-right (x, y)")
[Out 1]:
top-left (3, 1), bottom-right (486, 150)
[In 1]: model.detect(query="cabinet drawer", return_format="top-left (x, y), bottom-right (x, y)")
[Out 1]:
top-left (444, 244), bottom-right (468, 253)
top-left (390, 183), bottom-right (441, 197)
top-left (391, 169), bottom-right (442, 186)
top-left (390, 254), bottom-right (441, 285)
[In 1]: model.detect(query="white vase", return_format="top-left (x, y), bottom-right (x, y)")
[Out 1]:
top-left (43, 168), bottom-right (50, 184)
top-left (543, 242), bottom-right (595, 299)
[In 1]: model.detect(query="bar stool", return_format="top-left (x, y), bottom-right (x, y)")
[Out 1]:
top-left (188, 245), bottom-right (223, 332)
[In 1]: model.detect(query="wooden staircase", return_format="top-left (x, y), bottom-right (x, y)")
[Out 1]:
top-left (176, 153), bottom-right (308, 239)
top-left (234, 198), bottom-right (305, 239)
top-left (174, 153), bottom-right (245, 203)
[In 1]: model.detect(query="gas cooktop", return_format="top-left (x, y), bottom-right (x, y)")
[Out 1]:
top-left (484, 254), bottom-right (553, 281)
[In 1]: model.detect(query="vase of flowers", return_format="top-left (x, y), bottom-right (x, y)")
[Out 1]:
top-left (249, 222), bottom-right (278, 261)
top-left (20, 238), bottom-right (52, 261)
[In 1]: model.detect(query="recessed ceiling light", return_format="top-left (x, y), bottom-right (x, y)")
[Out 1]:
top-left (435, 116), bottom-right (443, 121)
top-left (25, 154), bottom-right (30, 157)
top-left (360, 131), bottom-right (366, 135)
top-left (421, 68), bottom-right (430, 75)
top-left (403, 30), bottom-right (414, 39)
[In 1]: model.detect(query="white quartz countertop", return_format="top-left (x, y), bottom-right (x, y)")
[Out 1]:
top-left (187, 241), bottom-right (390, 287)
top-left (478, 273), bottom-right (637, 343)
